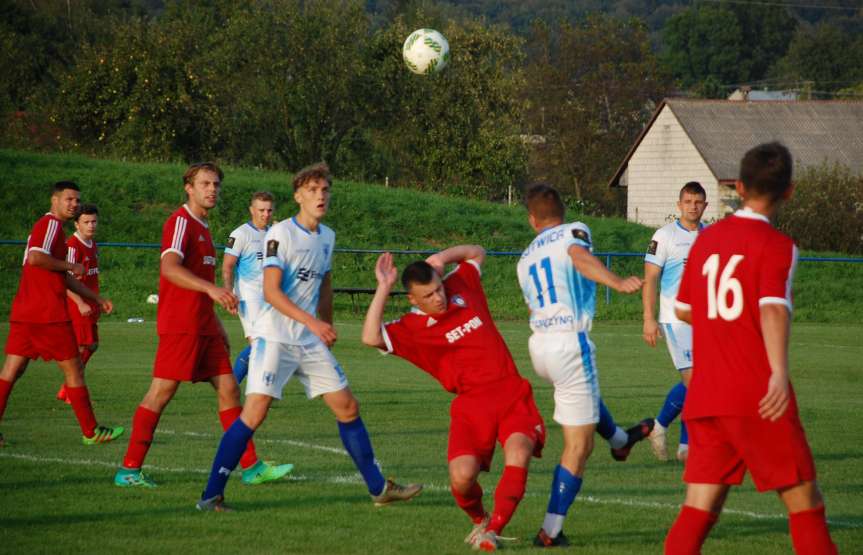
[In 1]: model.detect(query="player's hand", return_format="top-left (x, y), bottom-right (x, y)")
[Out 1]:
top-left (77, 300), bottom-right (94, 317)
top-left (68, 262), bottom-right (85, 277)
top-left (425, 253), bottom-right (445, 276)
top-left (308, 318), bottom-right (337, 347)
top-left (98, 298), bottom-right (113, 315)
top-left (759, 371), bottom-right (790, 421)
top-left (208, 285), bottom-right (239, 315)
top-left (375, 252), bottom-right (398, 289)
top-left (615, 276), bottom-right (643, 294)
top-left (642, 318), bottom-right (661, 347)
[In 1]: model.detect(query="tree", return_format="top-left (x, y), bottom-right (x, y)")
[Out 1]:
top-left (768, 23), bottom-right (863, 95)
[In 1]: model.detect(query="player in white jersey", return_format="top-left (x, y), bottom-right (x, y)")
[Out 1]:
top-left (222, 191), bottom-right (274, 383)
top-left (197, 163), bottom-right (421, 511)
top-left (642, 182), bottom-right (707, 463)
top-left (517, 183), bottom-right (654, 547)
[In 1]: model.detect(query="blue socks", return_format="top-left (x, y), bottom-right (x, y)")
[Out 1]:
top-left (547, 464), bottom-right (582, 515)
top-left (658, 382), bottom-right (687, 429)
top-left (233, 345), bottom-right (252, 384)
top-left (596, 399), bottom-right (616, 440)
top-left (338, 417), bottom-right (385, 496)
top-left (202, 418), bottom-right (255, 500)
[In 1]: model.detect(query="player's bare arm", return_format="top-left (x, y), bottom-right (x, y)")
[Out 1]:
top-left (263, 265), bottom-right (336, 346)
top-left (673, 304), bottom-right (692, 324)
top-left (221, 252), bottom-right (238, 291)
top-left (64, 273), bottom-right (112, 314)
top-left (66, 288), bottom-right (94, 317)
top-left (161, 252), bottom-right (238, 314)
top-left (318, 272), bottom-right (334, 325)
top-left (28, 250), bottom-right (84, 277)
top-left (642, 263), bottom-right (662, 347)
top-left (361, 252), bottom-right (398, 349)
top-left (568, 245), bottom-right (643, 293)
top-left (425, 244), bottom-right (485, 275)
top-left (759, 303), bottom-right (791, 422)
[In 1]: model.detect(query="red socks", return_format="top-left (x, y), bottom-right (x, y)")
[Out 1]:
top-left (0, 378), bottom-right (12, 421)
top-left (789, 505), bottom-right (837, 555)
top-left (665, 505), bottom-right (719, 555)
top-left (488, 465), bottom-right (528, 534)
top-left (451, 481), bottom-right (487, 523)
top-left (219, 406), bottom-right (258, 469)
top-left (122, 406), bottom-right (161, 469)
top-left (65, 386), bottom-right (98, 438)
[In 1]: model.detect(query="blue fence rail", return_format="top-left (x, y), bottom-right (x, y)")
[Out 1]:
top-left (3, 240), bottom-right (862, 305)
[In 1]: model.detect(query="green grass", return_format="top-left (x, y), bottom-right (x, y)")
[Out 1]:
top-left (2, 148), bottom-right (860, 323)
top-left (0, 319), bottom-right (860, 554)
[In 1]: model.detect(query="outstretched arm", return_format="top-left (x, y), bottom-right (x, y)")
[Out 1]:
top-left (569, 245), bottom-right (643, 293)
top-left (425, 244), bottom-right (485, 276)
top-left (361, 253), bottom-right (398, 349)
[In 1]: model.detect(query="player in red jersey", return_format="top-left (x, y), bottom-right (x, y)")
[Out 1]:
top-left (664, 143), bottom-right (837, 555)
top-left (362, 246), bottom-right (546, 552)
top-left (56, 204), bottom-right (102, 404)
top-left (1, 182), bottom-right (122, 447)
top-left (114, 163), bottom-right (291, 488)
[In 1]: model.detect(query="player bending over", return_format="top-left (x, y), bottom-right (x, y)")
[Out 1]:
top-left (198, 163), bottom-right (421, 511)
top-left (363, 245), bottom-right (546, 552)
top-left (642, 182), bottom-right (708, 462)
top-left (115, 163), bottom-right (291, 488)
top-left (1, 182), bottom-right (122, 447)
top-left (517, 183), bottom-right (653, 547)
top-left (222, 191), bottom-right (275, 383)
top-left (664, 142), bottom-right (837, 554)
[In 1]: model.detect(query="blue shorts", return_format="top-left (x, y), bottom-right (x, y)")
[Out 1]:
top-left (662, 323), bottom-right (693, 371)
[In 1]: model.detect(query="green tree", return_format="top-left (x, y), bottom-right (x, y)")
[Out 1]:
top-left (769, 23), bottom-right (863, 95)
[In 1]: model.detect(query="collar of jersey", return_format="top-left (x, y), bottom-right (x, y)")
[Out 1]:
top-left (182, 204), bottom-right (209, 228)
top-left (675, 219), bottom-right (703, 232)
top-left (733, 208), bottom-right (770, 224)
top-left (74, 232), bottom-right (94, 248)
top-left (291, 216), bottom-right (319, 235)
top-left (246, 220), bottom-right (270, 232)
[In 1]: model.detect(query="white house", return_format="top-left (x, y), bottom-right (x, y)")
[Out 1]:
top-left (608, 99), bottom-right (863, 227)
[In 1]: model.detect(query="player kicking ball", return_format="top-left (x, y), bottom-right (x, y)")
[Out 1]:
top-left (1, 182), bottom-right (122, 447)
top-left (664, 142), bottom-right (836, 554)
top-left (517, 183), bottom-right (653, 547)
top-left (197, 163), bottom-right (421, 512)
top-left (642, 182), bottom-right (708, 463)
top-left (115, 163), bottom-right (291, 488)
top-left (362, 246), bottom-right (546, 552)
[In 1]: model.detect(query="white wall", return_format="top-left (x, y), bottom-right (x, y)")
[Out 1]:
top-left (625, 105), bottom-right (721, 227)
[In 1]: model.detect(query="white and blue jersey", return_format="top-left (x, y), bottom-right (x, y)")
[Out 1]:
top-left (644, 220), bottom-right (704, 324)
top-left (516, 222), bottom-right (596, 334)
top-left (225, 221), bottom-right (269, 336)
top-left (251, 217), bottom-right (334, 346)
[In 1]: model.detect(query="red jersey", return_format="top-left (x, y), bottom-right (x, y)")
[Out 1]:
top-left (676, 209), bottom-right (798, 419)
top-left (157, 205), bottom-right (220, 336)
top-left (10, 213), bottom-right (70, 324)
top-left (382, 261), bottom-right (521, 395)
top-left (66, 232), bottom-right (100, 318)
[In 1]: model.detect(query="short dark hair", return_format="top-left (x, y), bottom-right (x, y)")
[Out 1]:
top-left (679, 181), bottom-right (706, 199)
top-left (251, 191), bottom-right (274, 204)
top-left (525, 182), bottom-right (565, 221)
top-left (739, 142), bottom-right (793, 201)
top-left (183, 162), bottom-right (223, 186)
top-left (74, 203), bottom-right (98, 222)
top-left (52, 181), bottom-right (79, 194)
top-left (401, 261), bottom-right (436, 291)
top-left (293, 162), bottom-right (332, 191)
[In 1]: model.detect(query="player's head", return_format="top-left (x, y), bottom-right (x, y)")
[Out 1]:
top-left (50, 181), bottom-right (81, 221)
top-left (737, 142), bottom-right (794, 203)
top-left (183, 162), bottom-right (223, 211)
top-left (292, 162), bottom-right (331, 221)
top-left (677, 181), bottom-right (708, 225)
top-left (249, 191), bottom-right (274, 229)
top-left (402, 261), bottom-right (447, 315)
top-left (74, 204), bottom-right (99, 239)
top-left (525, 182), bottom-right (565, 232)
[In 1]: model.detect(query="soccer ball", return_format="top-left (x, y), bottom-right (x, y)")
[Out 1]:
top-left (402, 29), bottom-right (450, 75)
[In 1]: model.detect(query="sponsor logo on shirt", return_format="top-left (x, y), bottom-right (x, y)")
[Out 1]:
top-left (203, 256), bottom-right (216, 266)
top-left (445, 316), bottom-right (483, 344)
top-left (323, 244), bottom-right (330, 258)
top-left (297, 267), bottom-right (324, 282)
top-left (86, 267), bottom-right (99, 276)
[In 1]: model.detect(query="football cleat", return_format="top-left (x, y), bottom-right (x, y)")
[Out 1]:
top-left (648, 422), bottom-right (669, 461)
top-left (114, 468), bottom-right (157, 488)
top-left (677, 444), bottom-right (689, 463)
top-left (465, 514), bottom-right (491, 544)
top-left (196, 494), bottom-right (232, 513)
top-left (473, 530), bottom-right (499, 552)
top-left (371, 478), bottom-right (423, 506)
top-left (533, 528), bottom-right (571, 548)
top-left (241, 460), bottom-right (294, 485)
top-left (611, 418), bottom-right (655, 462)
top-left (82, 425), bottom-right (125, 445)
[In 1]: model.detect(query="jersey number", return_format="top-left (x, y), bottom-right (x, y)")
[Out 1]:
top-left (528, 257), bottom-right (558, 308)
top-left (702, 254), bottom-right (744, 321)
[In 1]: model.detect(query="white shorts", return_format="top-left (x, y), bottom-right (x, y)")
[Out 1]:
top-left (238, 300), bottom-right (264, 339)
top-left (246, 338), bottom-right (348, 400)
top-left (662, 323), bottom-right (693, 371)
top-left (528, 331), bottom-right (600, 426)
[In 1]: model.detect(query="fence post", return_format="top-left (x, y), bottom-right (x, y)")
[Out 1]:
top-left (605, 254), bottom-right (612, 305)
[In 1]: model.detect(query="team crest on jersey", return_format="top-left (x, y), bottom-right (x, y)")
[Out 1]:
top-left (322, 244), bottom-right (330, 258)
top-left (647, 240), bottom-right (658, 255)
top-left (266, 240), bottom-right (279, 257)
top-left (226, 236), bottom-right (236, 248)
top-left (572, 229), bottom-right (591, 245)
top-left (451, 295), bottom-right (466, 307)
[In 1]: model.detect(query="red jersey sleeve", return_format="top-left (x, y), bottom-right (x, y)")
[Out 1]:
top-left (758, 237), bottom-right (797, 311)
top-left (381, 317), bottom-right (427, 369)
top-left (29, 216), bottom-right (63, 256)
top-left (161, 214), bottom-right (191, 259)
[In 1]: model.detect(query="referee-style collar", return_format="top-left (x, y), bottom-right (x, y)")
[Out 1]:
top-left (733, 207), bottom-right (770, 224)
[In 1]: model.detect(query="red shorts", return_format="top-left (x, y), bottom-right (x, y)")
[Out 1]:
top-left (70, 313), bottom-right (99, 346)
top-left (448, 376), bottom-right (546, 471)
top-left (684, 412), bottom-right (816, 492)
top-left (4, 321), bottom-right (79, 362)
top-left (153, 333), bottom-right (232, 382)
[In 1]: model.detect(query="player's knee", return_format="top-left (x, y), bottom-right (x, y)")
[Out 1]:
top-left (449, 468), bottom-right (478, 492)
top-left (328, 392), bottom-right (360, 421)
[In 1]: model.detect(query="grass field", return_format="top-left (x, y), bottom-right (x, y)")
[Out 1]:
top-left (0, 319), bottom-right (860, 554)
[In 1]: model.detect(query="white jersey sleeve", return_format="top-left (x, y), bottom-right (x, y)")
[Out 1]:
top-left (645, 221), bottom-right (702, 324)
top-left (226, 223), bottom-right (268, 304)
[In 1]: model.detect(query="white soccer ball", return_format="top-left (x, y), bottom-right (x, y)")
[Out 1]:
top-left (146, 294), bottom-right (159, 304)
top-left (402, 29), bottom-right (450, 75)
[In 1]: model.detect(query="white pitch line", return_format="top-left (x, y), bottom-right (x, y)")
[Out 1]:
top-left (158, 428), bottom-right (349, 456)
